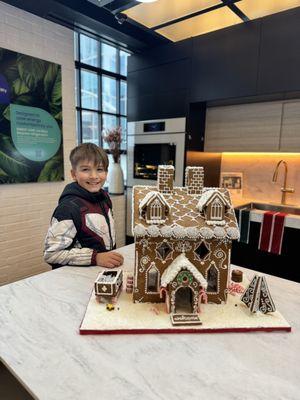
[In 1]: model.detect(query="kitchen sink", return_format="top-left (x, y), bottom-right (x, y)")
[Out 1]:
top-left (236, 202), bottom-right (300, 216)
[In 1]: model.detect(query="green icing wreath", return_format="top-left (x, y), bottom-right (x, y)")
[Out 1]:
top-left (177, 270), bottom-right (193, 285)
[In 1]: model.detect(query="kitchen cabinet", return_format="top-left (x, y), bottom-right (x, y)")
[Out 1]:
top-left (280, 101), bottom-right (300, 151)
top-left (204, 100), bottom-right (300, 152)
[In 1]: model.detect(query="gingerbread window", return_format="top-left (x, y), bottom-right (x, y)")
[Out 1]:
top-left (210, 198), bottom-right (223, 220)
top-left (156, 241), bottom-right (172, 260)
top-left (207, 264), bottom-right (219, 293)
top-left (150, 198), bottom-right (162, 220)
top-left (139, 191), bottom-right (170, 224)
top-left (146, 264), bottom-right (160, 293)
top-left (194, 241), bottom-right (210, 261)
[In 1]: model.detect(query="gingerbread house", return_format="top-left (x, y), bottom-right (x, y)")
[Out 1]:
top-left (132, 165), bottom-right (240, 314)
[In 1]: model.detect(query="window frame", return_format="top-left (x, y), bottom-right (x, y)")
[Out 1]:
top-left (75, 32), bottom-right (130, 150)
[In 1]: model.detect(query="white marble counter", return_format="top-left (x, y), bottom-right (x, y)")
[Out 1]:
top-left (0, 244), bottom-right (300, 400)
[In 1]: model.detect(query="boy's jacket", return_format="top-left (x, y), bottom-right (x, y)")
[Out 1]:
top-left (44, 182), bottom-right (116, 268)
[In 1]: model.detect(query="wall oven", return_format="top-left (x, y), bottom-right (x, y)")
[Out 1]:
top-left (127, 117), bottom-right (186, 187)
top-left (126, 117), bottom-right (186, 236)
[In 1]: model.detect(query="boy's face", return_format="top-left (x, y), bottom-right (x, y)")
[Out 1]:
top-left (71, 160), bottom-right (107, 193)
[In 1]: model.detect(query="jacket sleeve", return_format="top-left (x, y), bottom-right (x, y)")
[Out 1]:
top-left (44, 207), bottom-right (98, 267)
top-left (103, 191), bottom-right (116, 249)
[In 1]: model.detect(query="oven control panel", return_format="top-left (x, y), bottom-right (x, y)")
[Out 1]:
top-left (128, 117), bottom-right (186, 135)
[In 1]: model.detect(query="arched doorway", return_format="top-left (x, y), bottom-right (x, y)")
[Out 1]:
top-left (175, 287), bottom-right (193, 314)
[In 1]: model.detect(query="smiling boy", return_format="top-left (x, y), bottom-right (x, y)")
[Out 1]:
top-left (44, 143), bottom-right (123, 269)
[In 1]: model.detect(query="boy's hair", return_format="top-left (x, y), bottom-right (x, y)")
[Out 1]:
top-left (70, 143), bottom-right (109, 171)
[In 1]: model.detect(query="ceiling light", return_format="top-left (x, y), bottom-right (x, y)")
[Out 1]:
top-left (137, 0), bottom-right (158, 3)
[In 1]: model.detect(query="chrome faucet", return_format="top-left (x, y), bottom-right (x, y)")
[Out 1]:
top-left (272, 160), bottom-right (295, 205)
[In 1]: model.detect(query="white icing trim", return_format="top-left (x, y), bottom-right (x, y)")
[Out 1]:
top-left (161, 253), bottom-right (208, 289)
top-left (158, 165), bottom-right (175, 170)
top-left (133, 223), bottom-right (238, 239)
top-left (226, 227), bottom-right (240, 240)
top-left (213, 227), bottom-right (226, 238)
top-left (206, 220), bottom-right (226, 226)
top-left (185, 166), bottom-right (204, 171)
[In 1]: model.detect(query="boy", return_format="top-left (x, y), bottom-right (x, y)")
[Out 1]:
top-left (44, 143), bottom-right (124, 269)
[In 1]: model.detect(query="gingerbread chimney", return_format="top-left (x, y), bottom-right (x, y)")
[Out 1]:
top-left (157, 165), bottom-right (174, 194)
top-left (185, 166), bottom-right (204, 195)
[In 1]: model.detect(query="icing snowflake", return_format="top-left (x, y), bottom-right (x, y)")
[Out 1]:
top-left (175, 241), bottom-right (192, 253)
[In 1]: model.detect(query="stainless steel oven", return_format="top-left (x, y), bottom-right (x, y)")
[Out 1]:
top-left (126, 117), bottom-right (186, 236)
top-left (127, 117), bottom-right (186, 187)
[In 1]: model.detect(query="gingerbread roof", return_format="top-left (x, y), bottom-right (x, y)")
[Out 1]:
top-left (133, 185), bottom-right (239, 240)
top-left (161, 253), bottom-right (208, 288)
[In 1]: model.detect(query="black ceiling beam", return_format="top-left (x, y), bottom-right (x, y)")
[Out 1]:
top-left (104, 0), bottom-right (139, 14)
top-left (55, 0), bottom-right (169, 46)
top-left (152, 0), bottom-right (244, 31)
top-left (1, 0), bottom-right (169, 50)
top-left (221, 0), bottom-right (249, 22)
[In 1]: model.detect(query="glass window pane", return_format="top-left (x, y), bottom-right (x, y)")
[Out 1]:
top-left (120, 80), bottom-right (127, 115)
top-left (80, 34), bottom-right (99, 67)
top-left (82, 111), bottom-right (100, 145)
top-left (120, 117), bottom-right (127, 150)
top-left (102, 114), bottom-right (117, 149)
top-left (75, 69), bottom-right (79, 107)
top-left (76, 111), bottom-right (81, 143)
top-left (74, 32), bottom-right (79, 61)
top-left (101, 43), bottom-right (117, 73)
top-left (102, 76), bottom-right (117, 113)
top-left (81, 70), bottom-right (99, 110)
top-left (120, 50), bottom-right (129, 75)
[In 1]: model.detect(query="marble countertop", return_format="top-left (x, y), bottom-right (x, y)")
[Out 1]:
top-left (0, 244), bottom-right (300, 400)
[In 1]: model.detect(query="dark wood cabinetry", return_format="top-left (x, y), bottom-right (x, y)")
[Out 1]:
top-left (128, 7), bottom-right (300, 124)
top-left (190, 21), bottom-right (260, 103)
top-left (258, 9), bottom-right (300, 94)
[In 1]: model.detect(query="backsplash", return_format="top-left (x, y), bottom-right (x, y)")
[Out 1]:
top-left (221, 153), bottom-right (300, 205)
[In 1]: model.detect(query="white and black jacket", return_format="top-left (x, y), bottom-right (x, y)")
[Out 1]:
top-left (44, 182), bottom-right (115, 269)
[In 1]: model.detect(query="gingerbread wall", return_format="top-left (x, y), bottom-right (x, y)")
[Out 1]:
top-left (133, 237), bottom-right (231, 304)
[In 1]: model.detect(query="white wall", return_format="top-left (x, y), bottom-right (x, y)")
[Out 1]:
top-left (221, 152), bottom-right (300, 205)
top-left (0, 2), bottom-right (76, 285)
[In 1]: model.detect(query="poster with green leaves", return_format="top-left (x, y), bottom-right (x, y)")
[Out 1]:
top-left (0, 47), bottom-right (63, 184)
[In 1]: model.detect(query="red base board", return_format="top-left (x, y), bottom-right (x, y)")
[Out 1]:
top-left (79, 326), bottom-right (291, 335)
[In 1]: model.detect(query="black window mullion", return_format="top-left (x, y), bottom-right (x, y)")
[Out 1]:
top-left (77, 35), bottom-right (82, 143)
top-left (99, 41), bottom-right (102, 147)
top-left (76, 34), bottom-right (129, 145)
